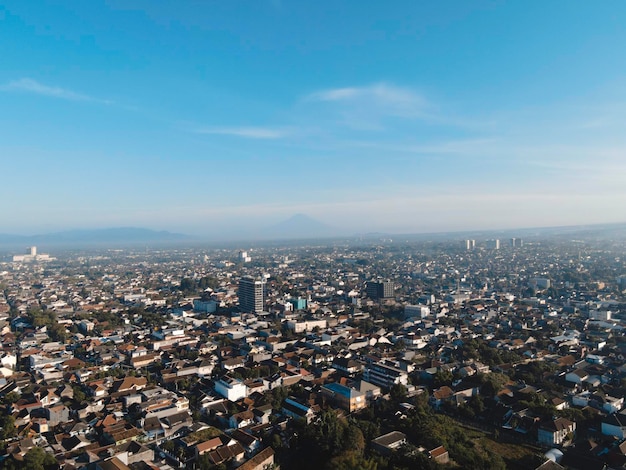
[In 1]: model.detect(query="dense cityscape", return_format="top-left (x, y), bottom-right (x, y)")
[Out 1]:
top-left (0, 229), bottom-right (625, 470)
top-left (3, 2), bottom-right (626, 469)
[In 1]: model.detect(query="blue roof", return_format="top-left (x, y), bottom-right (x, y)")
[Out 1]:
top-left (324, 382), bottom-right (353, 398)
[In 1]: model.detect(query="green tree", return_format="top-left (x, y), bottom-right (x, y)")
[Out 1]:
top-left (0, 414), bottom-right (16, 439)
top-left (327, 451), bottom-right (378, 470)
top-left (433, 369), bottom-right (453, 387)
top-left (390, 383), bottom-right (408, 402)
top-left (270, 433), bottom-right (283, 450)
top-left (2, 391), bottom-right (20, 405)
top-left (479, 373), bottom-right (509, 398)
top-left (72, 385), bottom-right (87, 403)
top-left (343, 424), bottom-right (365, 454)
top-left (22, 446), bottom-right (57, 470)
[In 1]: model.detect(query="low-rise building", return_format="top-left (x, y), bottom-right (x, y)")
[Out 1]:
top-left (214, 376), bottom-right (247, 402)
top-left (321, 382), bottom-right (366, 412)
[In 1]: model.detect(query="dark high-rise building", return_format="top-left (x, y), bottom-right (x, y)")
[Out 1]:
top-left (239, 276), bottom-right (265, 313)
top-left (366, 280), bottom-right (394, 299)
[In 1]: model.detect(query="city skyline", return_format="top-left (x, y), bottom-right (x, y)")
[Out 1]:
top-left (2, 1), bottom-right (626, 236)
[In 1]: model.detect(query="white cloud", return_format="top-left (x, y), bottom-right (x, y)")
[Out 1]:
top-left (1, 78), bottom-right (112, 104)
top-left (309, 87), bottom-right (361, 101)
top-left (307, 83), bottom-right (430, 119)
top-left (193, 126), bottom-right (288, 139)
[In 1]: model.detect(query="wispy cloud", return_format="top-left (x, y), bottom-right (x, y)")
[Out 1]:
top-left (307, 83), bottom-right (430, 119)
top-left (193, 126), bottom-right (288, 139)
top-left (346, 137), bottom-right (500, 155)
top-left (1, 78), bottom-right (112, 104)
top-left (309, 87), bottom-right (361, 101)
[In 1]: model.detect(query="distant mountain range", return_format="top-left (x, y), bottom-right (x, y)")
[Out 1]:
top-left (0, 215), bottom-right (337, 249)
top-left (1, 219), bottom-right (624, 250)
top-left (0, 227), bottom-right (189, 247)
top-left (258, 213), bottom-right (338, 240)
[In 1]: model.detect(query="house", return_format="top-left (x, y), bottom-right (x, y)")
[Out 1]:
top-left (222, 356), bottom-right (246, 371)
top-left (87, 381), bottom-right (109, 398)
top-left (549, 397), bottom-right (568, 411)
top-left (429, 445), bottom-right (449, 464)
top-left (196, 437), bottom-right (223, 456)
top-left (236, 447), bottom-right (275, 470)
top-left (129, 352), bottom-right (161, 369)
top-left (113, 440), bottom-right (155, 466)
top-left (371, 431), bottom-right (407, 455)
top-left (44, 404), bottom-right (70, 426)
top-left (538, 418), bottom-right (575, 445)
top-left (430, 386), bottom-right (453, 409)
top-left (231, 429), bottom-right (261, 456)
top-left (111, 377), bottom-right (147, 394)
top-left (281, 396), bottom-right (317, 423)
top-left (0, 352), bottom-right (17, 370)
top-left (142, 416), bottom-right (164, 440)
top-left (565, 368), bottom-right (601, 388)
top-left (601, 413), bottom-right (626, 439)
top-left (104, 425), bottom-right (143, 446)
top-left (228, 410), bottom-right (255, 429)
top-left (601, 395), bottom-right (624, 414)
top-left (61, 434), bottom-right (91, 452)
top-left (201, 441), bottom-right (245, 467)
top-left (95, 456), bottom-right (132, 470)
top-left (565, 369), bottom-right (588, 385)
top-left (252, 405), bottom-right (272, 424)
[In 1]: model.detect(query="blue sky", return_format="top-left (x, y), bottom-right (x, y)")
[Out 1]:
top-left (1, 1), bottom-right (625, 236)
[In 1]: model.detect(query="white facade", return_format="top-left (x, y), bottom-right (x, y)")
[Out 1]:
top-left (0, 353), bottom-right (17, 370)
top-left (363, 362), bottom-right (409, 389)
top-left (404, 304), bottom-right (430, 319)
top-left (214, 377), bottom-right (247, 401)
top-left (12, 246), bottom-right (53, 262)
top-left (286, 319), bottom-right (327, 333)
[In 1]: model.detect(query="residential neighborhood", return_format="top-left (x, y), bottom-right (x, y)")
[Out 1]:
top-left (0, 235), bottom-right (625, 470)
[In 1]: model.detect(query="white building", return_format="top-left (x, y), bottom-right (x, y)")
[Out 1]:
top-left (363, 362), bottom-right (409, 389)
top-left (538, 418), bottom-right (575, 446)
top-left (286, 319), bottom-right (327, 333)
top-left (404, 304), bottom-right (430, 319)
top-left (214, 376), bottom-right (247, 401)
top-left (13, 246), bottom-right (53, 262)
top-left (0, 353), bottom-right (17, 370)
